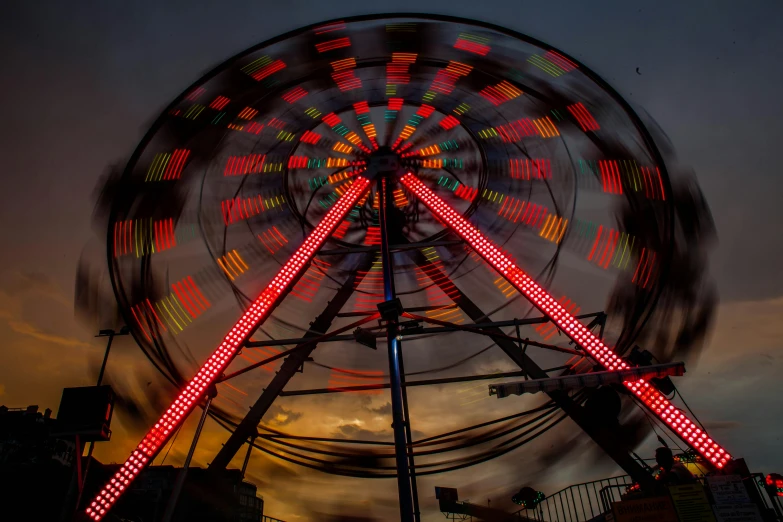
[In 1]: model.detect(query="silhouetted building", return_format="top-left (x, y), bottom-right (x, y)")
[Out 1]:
top-left (0, 404), bottom-right (76, 521)
top-left (0, 395), bottom-right (267, 522)
top-left (82, 462), bottom-right (265, 522)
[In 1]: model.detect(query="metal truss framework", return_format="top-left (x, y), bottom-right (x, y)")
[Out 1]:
top-left (85, 172), bottom-right (731, 521)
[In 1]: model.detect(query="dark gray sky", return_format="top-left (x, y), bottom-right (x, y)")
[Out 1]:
top-left (1, 1), bottom-right (781, 520)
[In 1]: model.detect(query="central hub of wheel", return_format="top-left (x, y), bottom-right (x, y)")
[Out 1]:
top-left (366, 146), bottom-right (402, 179)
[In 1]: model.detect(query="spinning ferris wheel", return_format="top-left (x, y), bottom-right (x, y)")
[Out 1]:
top-left (83, 14), bottom-right (731, 521)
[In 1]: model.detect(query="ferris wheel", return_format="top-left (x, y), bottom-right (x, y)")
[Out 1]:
top-left (83, 14), bottom-right (731, 521)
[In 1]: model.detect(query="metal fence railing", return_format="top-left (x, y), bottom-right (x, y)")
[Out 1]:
top-left (512, 473), bottom-right (783, 522)
top-left (513, 476), bottom-right (633, 522)
top-left (262, 516), bottom-right (286, 522)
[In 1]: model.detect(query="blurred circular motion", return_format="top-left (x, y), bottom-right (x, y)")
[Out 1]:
top-left (105, 14), bottom-right (689, 477)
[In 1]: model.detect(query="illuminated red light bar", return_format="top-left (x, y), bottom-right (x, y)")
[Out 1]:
top-left (439, 115), bottom-right (460, 130)
top-left (258, 226), bottom-right (289, 254)
top-left (430, 61), bottom-right (472, 94)
top-left (185, 87), bottom-right (206, 101)
top-left (237, 107), bottom-right (258, 120)
top-left (454, 37), bottom-right (491, 56)
top-left (224, 154), bottom-right (265, 176)
top-left (282, 86), bottom-right (308, 104)
top-left (113, 221), bottom-right (133, 257)
top-left (314, 21), bottom-right (346, 34)
top-left (85, 177), bottom-right (371, 521)
top-left (386, 63), bottom-right (411, 84)
top-left (353, 101), bottom-right (370, 114)
top-left (153, 218), bottom-right (176, 252)
top-left (399, 172), bottom-right (731, 469)
top-left (632, 247), bottom-right (657, 289)
top-left (287, 156), bottom-right (310, 169)
top-left (251, 59), bottom-right (286, 81)
top-left (331, 57), bottom-right (357, 71)
top-left (544, 50), bottom-right (578, 72)
top-left (641, 166), bottom-right (666, 201)
top-left (322, 113), bottom-right (341, 127)
top-left (221, 196), bottom-right (268, 225)
top-left (163, 149), bottom-right (190, 180)
top-left (417, 104), bottom-right (435, 118)
top-left (392, 52), bottom-right (417, 64)
top-left (245, 122), bottom-right (264, 135)
top-left (267, 118), bottom-right (286, 130)
top-left (453, 184), bottom-right (478, 201)
top-left (300, 130), bottom-right (322, 145)
top-left (316, 37), bottom-right (351, 53)
top-left (598, 160), bottom-right (623, 194)
top-left (388, 98), bottom-right (404, 111)
top-left (172, 276), bottom-right (210, 318)
top-left (131, 299), bottom-right (165, 341)
top-left (496, 198), bottom-right (548, 226)
top-left (479, 81), bottom-right (523, 106)
top-left (509, 158), bottom-right (551, 180)
top-left (567, 102), bottom-right (600, 132)
top-left (209, 96), bottom-right (230, 110)
top-left (332, 70), bottom-right (362, 91)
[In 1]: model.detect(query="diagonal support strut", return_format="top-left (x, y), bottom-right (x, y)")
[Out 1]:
top-left (400, 172), bottom-right (731, 470)
top-left (85, 177), bottom-right (372, 521)
top-left (209, 254), bottom-right (376, 470)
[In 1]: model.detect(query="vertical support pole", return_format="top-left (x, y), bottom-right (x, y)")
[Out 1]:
top-left (240, 434), bottom-right (257, 478)
top-left (377, 176), bottom-right (414, 522)
top-left (75, 434), bottom-right (83, 490)
top-left (162, 392), bottom-right (214, 522)
top-left (96, 332), bottom-right (115, 387)
top-left (74, 329), bottom-right (127, 514)
top-left (397, 347), bottom-right (421, 522)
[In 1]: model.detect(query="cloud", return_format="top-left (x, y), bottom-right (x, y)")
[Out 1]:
top-left (333, 423), bottom-right (391, 442)
top-left (2, 271), bottom-right (70, 307)
top-left (4, 317), bottom-right (91, 349)
top-left (0, 270), bottom-right (87, 349)
top-left (366, 401), bottom-right (391, 415)
top-left (266, 404), bottom-right (304, 427)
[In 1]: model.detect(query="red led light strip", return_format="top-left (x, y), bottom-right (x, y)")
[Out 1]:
top-left (479, 81), bottom-right (523, 106)
top-left (300, 130), bottom-right (322, 145)
top-left (399, 172), bottom-right (731, 468)
top-left (440, 115), bottom-right (460, 130)
top-left (454, 37), bottom-right (491, 56)
top-left (544, 50), bottom-right (577, 72)
top-left (567, 102), bottom-right (600, 132)
top-left (314, 21), bottom-right (346, 34)
top-left (429, 61), bottom-right (472, 94)
top-left (509, 159), bottom-right (551, 180)
top-left (282, 86), bottom-right (308, 104)
top-left (599, 160), bottom-right (623, 194)
top-left (316, 37), bottom-right (351, 53)
top-left (209, 96), bottom-right (230, 110)
top-left (224, 154), bottom-right (265, 176)
top-left (85, 177), bottom-right (371, 521)
top-left (250, 60), bottom-right (286, 81)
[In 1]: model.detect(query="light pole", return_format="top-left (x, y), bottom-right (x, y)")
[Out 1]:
top-left (68, 326), bottom-right (131, 520)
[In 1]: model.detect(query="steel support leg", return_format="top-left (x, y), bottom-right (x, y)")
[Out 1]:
top-left (411, 251), bottom-right (655, 489)
top-left (162, 393), bottom-right (214, 522)
top-left (210, 256), bottom-right (374, 470)
top-left (378, 177), bottom-right (415, 522)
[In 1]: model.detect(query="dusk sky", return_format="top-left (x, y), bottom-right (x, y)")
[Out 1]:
top-left (1, 1), bottom-right (782, 520)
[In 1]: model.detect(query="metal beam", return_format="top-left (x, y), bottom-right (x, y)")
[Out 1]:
top-left (378, 175), bottom-right (415, 522)
top-left (278, 370), bottom-right (531, 396)
top-left (209, 256), bottom-right (373, 470)
top-left (244, 316), bottom-right (601, 348)
top-left (318, 239), bottom-right (463, 256)
top-left (411, 251), bottom-right (656, 489)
